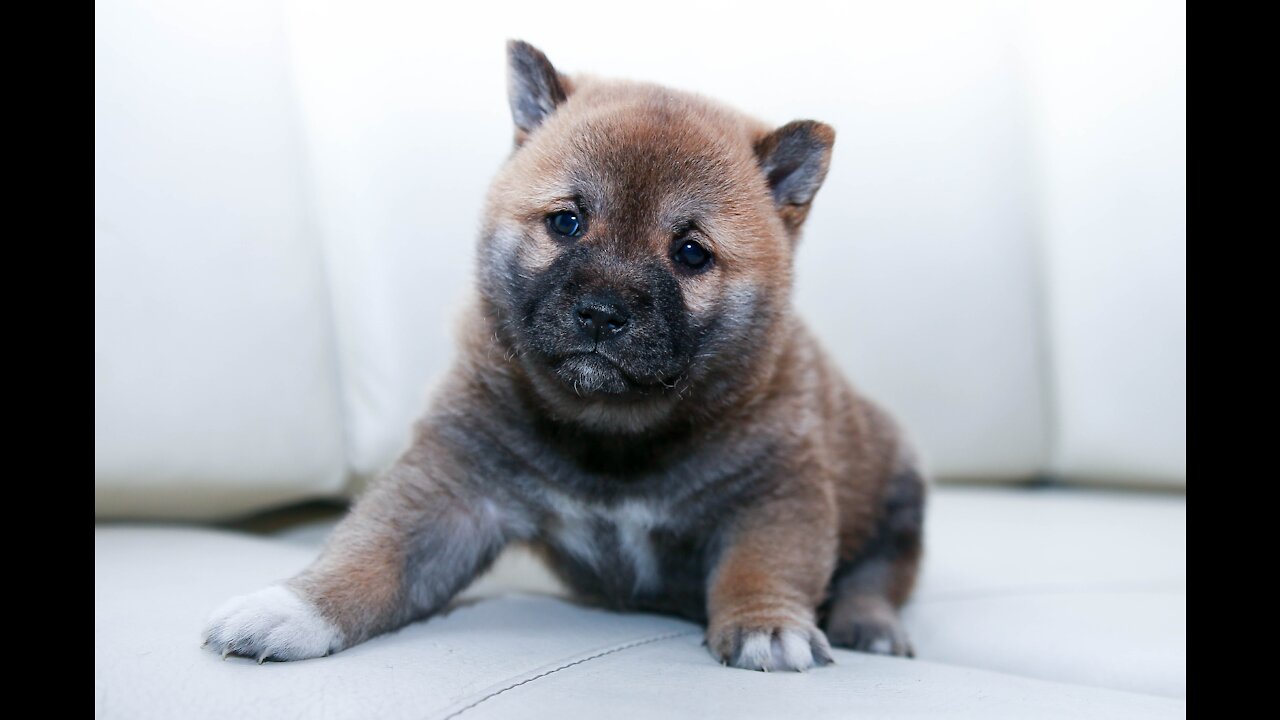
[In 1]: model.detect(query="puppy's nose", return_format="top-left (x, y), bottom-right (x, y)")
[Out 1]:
top-left (575, 297), bottom-right (630, 342)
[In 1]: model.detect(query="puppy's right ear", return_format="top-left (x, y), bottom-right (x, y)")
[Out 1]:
top-left (507, 41), bottom-right (569, 146)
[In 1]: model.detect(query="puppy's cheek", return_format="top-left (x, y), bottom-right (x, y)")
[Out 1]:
top-left (718, 282), bottom-right (762, 328)
top-left (516, 232), bottom-right (562, 275)
top-left (683, 282), bottom-right (763, 373)
top-left (681, 276), bottom-right (760, 328)
top-left (482, 224), bottom-right (560, 287)
top-left (478, 230), bottom-right (518, 307)
top-left (677, 273), bottom-right (721, 317)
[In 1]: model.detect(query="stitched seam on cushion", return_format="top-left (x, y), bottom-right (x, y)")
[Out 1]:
top-left (435, 630), bottom-right (698, 720)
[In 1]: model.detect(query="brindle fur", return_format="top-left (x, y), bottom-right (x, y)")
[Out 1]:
top-left (216, 41), bottom-right (926, 671)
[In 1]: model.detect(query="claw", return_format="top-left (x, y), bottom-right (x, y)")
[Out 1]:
top-left (257, 654), bottom-right (268, 665)
top-left (221, 649), bottom-right (231, 661)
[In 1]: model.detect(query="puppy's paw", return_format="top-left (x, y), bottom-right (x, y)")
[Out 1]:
top-left (825, 605), bottom-right (914, 658)
top-left (708, 621), bottom-right (834, 672)
top-left (202, 585), bottom-right (341, 663)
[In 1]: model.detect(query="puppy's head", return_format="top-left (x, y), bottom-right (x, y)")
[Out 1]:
top-left (478, 41), bottom-right (834, 434)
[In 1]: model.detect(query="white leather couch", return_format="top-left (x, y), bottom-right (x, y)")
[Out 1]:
top-left (95, 1), bottom-right (1186, 717)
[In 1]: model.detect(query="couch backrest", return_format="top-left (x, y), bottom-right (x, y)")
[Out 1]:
top-left (95, 0), bottom-right (347, 518)
top-left (95, 0), bottom-right (1185, 519)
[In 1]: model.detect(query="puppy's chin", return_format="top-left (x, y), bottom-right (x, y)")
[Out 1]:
top-left (525, 353), bottom-right (682, 434)
top-left (553, 353), bottom-right (633, 397)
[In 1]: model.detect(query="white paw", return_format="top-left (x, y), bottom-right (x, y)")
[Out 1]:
top-left (710, 623), bottom-right (834, 672)
top-left (202, 585), bottom-right (342, 662)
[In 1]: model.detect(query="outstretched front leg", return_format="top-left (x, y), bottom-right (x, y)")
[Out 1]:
top-left (203, 419), bottom-right (524, 662)
top-left (705, 487), bottom-right (839, 672)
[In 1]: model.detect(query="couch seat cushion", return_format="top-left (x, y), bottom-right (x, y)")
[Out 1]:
top-left (95, 488), bottom-right (1184, 718)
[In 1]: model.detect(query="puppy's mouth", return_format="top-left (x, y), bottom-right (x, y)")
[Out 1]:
top-left (551, 350), bottom-right (674, 398)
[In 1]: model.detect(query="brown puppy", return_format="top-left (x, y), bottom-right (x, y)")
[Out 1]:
top-left (204, 41), bottom-right (926, 671)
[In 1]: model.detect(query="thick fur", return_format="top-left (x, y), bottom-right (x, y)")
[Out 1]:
top-left (204, 41), bottom-right (926, 671)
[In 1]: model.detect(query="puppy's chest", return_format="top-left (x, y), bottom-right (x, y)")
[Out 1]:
top-left (537, 495), bottom-right (712, 619)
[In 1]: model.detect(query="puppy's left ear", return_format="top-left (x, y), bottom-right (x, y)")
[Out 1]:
top-left (754, 120), bottom-right (835, 232)
top-left (507, 40), bottom-right (570, 146)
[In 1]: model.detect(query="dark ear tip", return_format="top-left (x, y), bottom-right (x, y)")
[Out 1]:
top-left (782, 119), bottom-right (836, 148)
top-left (507, 39), bottom-right (545, 64)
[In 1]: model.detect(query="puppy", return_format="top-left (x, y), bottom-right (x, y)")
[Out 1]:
top-left (204, 41), bottom-right (926, 671)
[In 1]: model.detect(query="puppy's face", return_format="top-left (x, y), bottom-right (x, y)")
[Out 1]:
top-left (478, 43), bottom-right (833, 434)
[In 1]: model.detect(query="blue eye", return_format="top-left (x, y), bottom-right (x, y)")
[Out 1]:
top-left (673, 240), bottom-right (712, 271)
top-left (548, 211), bottom-right (583, 238)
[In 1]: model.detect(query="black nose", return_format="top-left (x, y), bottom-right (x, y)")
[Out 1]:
top-left (575, 296), bottom-right (630, 342)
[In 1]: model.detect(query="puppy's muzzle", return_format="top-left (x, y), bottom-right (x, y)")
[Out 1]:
top-left (574, 293), bottom-right (630, 343)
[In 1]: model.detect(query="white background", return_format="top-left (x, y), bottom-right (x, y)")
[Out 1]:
top-left (95, 0), bottom-right (1185, 515)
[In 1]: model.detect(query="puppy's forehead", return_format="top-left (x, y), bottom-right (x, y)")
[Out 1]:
top-left (522, 82), bottom-right (770, 218)
top-left (574, 113), bottom-right (746, 211)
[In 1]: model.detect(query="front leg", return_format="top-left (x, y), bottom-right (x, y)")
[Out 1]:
top-left (706, 488), bottom-right (838, 671)
top-left (203, 424), bottom-right (520, 662)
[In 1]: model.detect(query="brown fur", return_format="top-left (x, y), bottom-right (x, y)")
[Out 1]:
top-left (204, 41), bottom-right (926, 671)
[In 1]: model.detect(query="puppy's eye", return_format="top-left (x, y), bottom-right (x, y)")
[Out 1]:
top-left (672, 240), bottom-right (712, 271)
top-left (547, 211), bottom-right (584, 238)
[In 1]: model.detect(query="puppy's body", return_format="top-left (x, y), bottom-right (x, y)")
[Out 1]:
top-left (205, 43), bottom-right (925, 671)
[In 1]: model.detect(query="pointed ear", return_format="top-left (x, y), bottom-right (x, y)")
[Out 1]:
top-left (754, 120), bottom-right (835, 230)
top-left (507, 40), bottom-right (569, 145)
